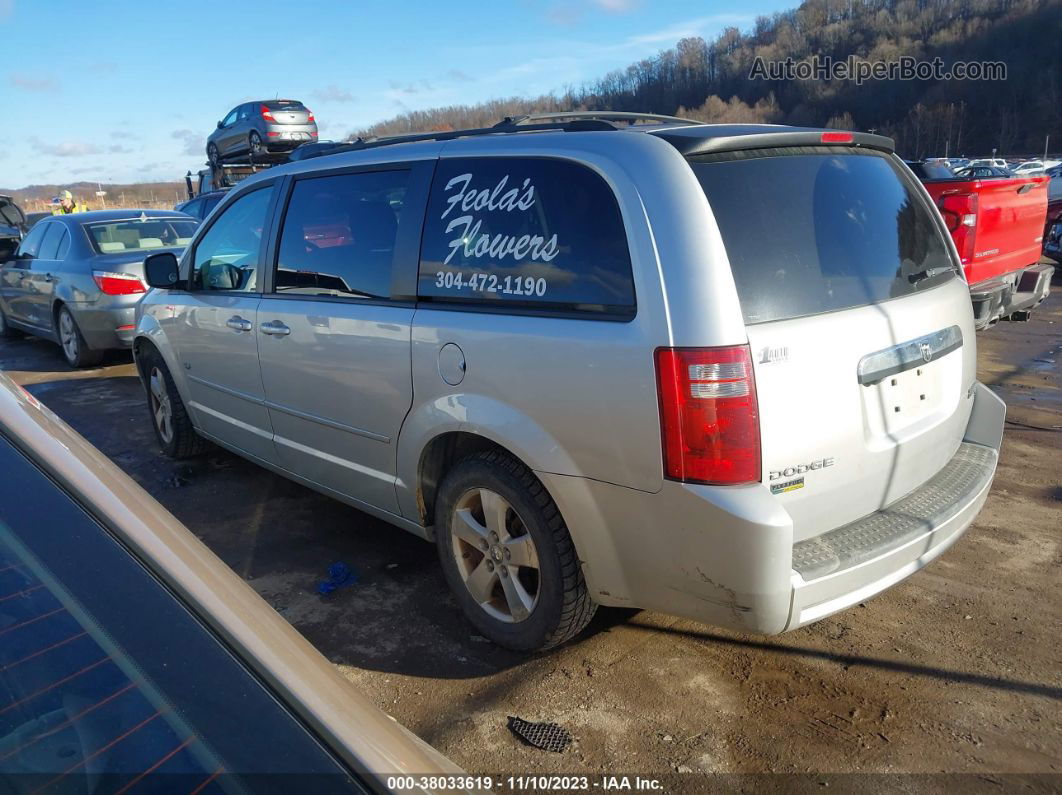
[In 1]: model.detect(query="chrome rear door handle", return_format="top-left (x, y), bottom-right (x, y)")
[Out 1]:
top-left (260, 321), bottom-right (291, 337)
top-left (226, 316), bottom-right (253, 332)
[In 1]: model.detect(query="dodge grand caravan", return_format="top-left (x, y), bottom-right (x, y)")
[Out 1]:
top-left (133, 112), bottom-right (1006, 651)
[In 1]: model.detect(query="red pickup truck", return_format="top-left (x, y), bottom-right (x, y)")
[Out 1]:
top-left (908, 163), bottom-right (1053, 328)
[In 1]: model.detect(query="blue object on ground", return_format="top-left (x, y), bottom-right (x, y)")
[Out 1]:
top-left (317, 561), bottom-right (358, 595)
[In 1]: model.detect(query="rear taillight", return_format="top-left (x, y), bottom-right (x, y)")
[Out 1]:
top-left (260, 104), bottom-right (276, 122)
top-left (307, 110), bottom-right (315, 123)
top-left (655, 345), bottom-right (761, 485)
top-left (938, 192), bottom-right (978, 263)
top-left (93, 270), bottom-right (146, 295)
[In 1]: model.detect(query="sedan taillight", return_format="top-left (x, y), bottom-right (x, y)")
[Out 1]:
top-left (93, 270), bottom-right (146, 295)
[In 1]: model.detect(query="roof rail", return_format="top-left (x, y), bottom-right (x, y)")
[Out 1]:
top-left (497, 111), bottom-right (699, 127)
top-left (289, 118), bottom-right (620, 162)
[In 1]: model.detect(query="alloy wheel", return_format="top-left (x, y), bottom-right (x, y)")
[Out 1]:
top-left (450, 488), bottom-right (541, 623)
top-left (149, 366), bottom-right (174, 444)
top-left (59, 310), bottom-right (78, 362)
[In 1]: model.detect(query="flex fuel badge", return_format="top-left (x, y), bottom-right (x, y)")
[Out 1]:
top-left (770, 477), bottom-right (805, 495)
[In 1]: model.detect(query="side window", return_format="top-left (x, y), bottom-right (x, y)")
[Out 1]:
top-left (222, 108), bottom-right (239, 127)
top-left (202, 195), bottom-right (222, 218)
top-left (191, 187), bottom-right (273, 292)
top-left (54, 228), bottom-right (71, 260)
top-left (14, 221), bottom-right (49, 260)
top-left (238, 103), bottom-right (252, 121)
top-left (273, 170), bottom-right (408, 299)
top-left (418, 157), bottom-right (635, 315)
top-left (37, 223), bottom-right (66, 261)
top-left (180, 198), bottom-right (202, 219)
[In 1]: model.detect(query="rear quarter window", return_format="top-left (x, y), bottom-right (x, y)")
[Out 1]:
top-left (418, 157), bottom-right (635, 316)
top-left (690, 148), bottom-right (955, 324)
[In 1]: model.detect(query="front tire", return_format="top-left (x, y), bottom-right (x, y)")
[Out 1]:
top-left (57, 305), bottom-right (103, 368)
top-left (435, 450), bottom-right (596, 651)
top-left (207, 143), bottom-right (220, 167)
top-left (141, 347), bottom-right (208, 459)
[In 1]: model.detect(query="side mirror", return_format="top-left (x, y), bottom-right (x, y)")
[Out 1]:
top-left (144, 252), bottom-right (181, 289)
top-left (216, 120), bottom-right (224, 129)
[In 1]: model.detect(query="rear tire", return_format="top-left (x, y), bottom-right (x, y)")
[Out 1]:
top-left (248, 131), bottom-right (264, 160)
top-left (57, 305), bottom-right (103, 368)
top-left (435, 450), bottom-right (596, 651)
top-left (140, 346), bottom-right (208, 459)
top-left (0, 306), bottom-right (23, 339)
top-left (207, 143), bottom-right (220, 167)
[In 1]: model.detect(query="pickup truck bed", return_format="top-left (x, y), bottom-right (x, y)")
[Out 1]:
top-left (919, 174), bottom-right (1052, 328)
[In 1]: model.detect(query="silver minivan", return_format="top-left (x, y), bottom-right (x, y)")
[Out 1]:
top-left (134, 113), bottom-right (1006, 651)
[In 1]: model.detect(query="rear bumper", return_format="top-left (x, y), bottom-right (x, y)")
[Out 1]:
top-left (969, 279), bottom-right (1008, 328)
top-left (72, 304), bottom-right (137, 350)
top-left (788, 381), bottom-right (1004, 628)
top-left (969, 262), bottom-right (1055, 327)
top-left (540, 383), bottom-right (1005, 634)
top-left (1002, 262), bottom-right (1053, 317)
top-left (787, 441), bottom-right (996, 628)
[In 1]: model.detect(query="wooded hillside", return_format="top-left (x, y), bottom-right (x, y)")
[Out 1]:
top-left (355, 0), bottom-right (1062, 158)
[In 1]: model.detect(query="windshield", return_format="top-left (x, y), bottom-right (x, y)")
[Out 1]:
top-left (85, 218), bottom-right (198, 254)
top-left (689, 147), bottom-right (957, 324)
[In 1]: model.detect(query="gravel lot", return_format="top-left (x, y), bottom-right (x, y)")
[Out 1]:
top-left (2, 276), bottom-right (1059, 791)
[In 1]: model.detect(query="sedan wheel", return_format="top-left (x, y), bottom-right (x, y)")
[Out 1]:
top-left (56, 306), bottom-right (102, 368)
top-left (149, 366), bottom-right (174, 444)
top-left (450, 487), bottom-right (541, 623)
top-left (59, 309), bottom-right (78, 360)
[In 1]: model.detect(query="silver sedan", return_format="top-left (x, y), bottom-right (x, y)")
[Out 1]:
top-left (0, 210), bottom-right (198, 367)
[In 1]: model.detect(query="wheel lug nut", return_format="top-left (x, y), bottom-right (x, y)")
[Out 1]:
top-left (504, 549), bottom-right (511, 559)
top-left (486, 561), bottom-right (494, 571)
top-left (500, 567), bottom-right (508, 577)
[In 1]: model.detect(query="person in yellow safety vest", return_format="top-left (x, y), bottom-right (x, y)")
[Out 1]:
top-left (51, 190), bottom-right (86, 215)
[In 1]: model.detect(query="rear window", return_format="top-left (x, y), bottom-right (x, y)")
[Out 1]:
top-left (263, 100), bottom-right (306, 111)
top-left (689, 148), bottom-right (956, 324)
top-left (418, 157), bottom-right (635, 316)
top-left (86, 218), bottom-right (198, 254)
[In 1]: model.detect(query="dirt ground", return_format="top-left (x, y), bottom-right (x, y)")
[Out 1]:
top-left (2, 276), bottom-right (1059, 792)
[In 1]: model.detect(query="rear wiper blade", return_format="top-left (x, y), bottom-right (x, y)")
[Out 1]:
top-left (908, 266), bottom-right (955, 284)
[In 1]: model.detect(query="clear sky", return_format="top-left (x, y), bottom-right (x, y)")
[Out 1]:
top-left (0, 0), bottom-right (790, 188)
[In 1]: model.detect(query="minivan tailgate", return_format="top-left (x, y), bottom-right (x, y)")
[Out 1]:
top-left (746, 278), bottom-right (976, 542)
